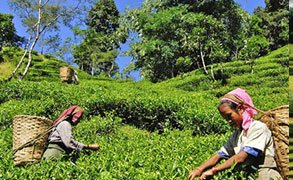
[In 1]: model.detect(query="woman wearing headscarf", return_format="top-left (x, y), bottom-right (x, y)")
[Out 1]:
top-left (43, 105), bottom-right (100, 160)
top-left (188, 88), bottom-right (282, 180)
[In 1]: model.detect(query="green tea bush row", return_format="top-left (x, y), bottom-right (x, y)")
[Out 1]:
top-left (0, 46), bottom-right (288, 134)
top-left (158, 46), bottom-right (288, 90)
top-left (0, 80), bottom-right (229, 134)
top-left (0, 124), bottom-right (252, 180)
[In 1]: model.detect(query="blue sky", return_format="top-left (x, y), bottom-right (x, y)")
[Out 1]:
top-left (0, 0), bottom-right (265, 81)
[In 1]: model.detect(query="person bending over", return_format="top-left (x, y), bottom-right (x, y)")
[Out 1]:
top-left (43, 106), bottom-right (100, 160)
top-left (189, 88), bottom-right (282, 180)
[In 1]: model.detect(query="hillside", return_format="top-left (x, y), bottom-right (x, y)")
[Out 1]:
top-left (0, 45), bottom-right (289, 179)
top-left (0, 47), bottom-right (90, 81)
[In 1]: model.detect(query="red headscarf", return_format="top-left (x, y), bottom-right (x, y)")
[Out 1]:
top-left (53, 105), bottom-right (84, 125)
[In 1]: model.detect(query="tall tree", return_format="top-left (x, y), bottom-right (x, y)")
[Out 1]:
top-left (8, 0), bottom-right (86, 81)
top-left (73, 30), bottom-right (119, 77)
top-left (74, 0), bottom-right (121, 77)
top-left (87, 0), bottom-right (119, 36)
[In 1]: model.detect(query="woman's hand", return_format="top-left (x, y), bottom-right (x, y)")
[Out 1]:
top-left (189, 167), bottom-right (203, 180)
top-left (86, 144), bottom-right (100, 150)
top-left (199, 169), bottom-right (215, 180)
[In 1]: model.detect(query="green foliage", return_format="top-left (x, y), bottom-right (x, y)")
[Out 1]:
top-left (126, 5), bottom-right (227, 82)
top-left (0, 46), bottom-right (90, 81)
top-left (87, 0), bottom-right (119, 36)
top-left (0, 45), bottom-right (288, 179)
top-left (254, 2), bottom-right (289, 50)
top-left (289, 8), bottom-right (293, 44)
top-left (239, 35), bottom-right (269, 61)
top-left (74, 0), bottom-right (122, 77)
top-left (0, 13), bottom-right (23, 61)
top-left (122, 0), bottom-right (282, 82)
top-left (1, 124), bottom-right (239, 179)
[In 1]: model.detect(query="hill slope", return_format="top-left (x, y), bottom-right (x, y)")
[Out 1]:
top-left (0, 47), bottom-right (90, 81)
top-left (0, 45), bottom-right (289, 179)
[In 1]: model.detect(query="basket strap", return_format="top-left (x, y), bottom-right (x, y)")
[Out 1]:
top-left (222, 94), bottom-right (269, 115)
top-left (13, 115), bottom-right (69, 155)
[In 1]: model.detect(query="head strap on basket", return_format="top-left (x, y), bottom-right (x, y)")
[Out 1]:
top-left (222, 94), bottom-right (268, 115)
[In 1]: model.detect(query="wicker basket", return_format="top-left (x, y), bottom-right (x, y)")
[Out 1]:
top-left (13, 115), bottom-right (53, 166)
top-left (258, 105), bottom-right (289, 180)
top-left (60, 66), bottom-right (74, 83)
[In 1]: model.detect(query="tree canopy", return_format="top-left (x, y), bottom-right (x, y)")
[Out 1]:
top-left (0, 13), bottom-right (23, 61)
top-left (73, 0), bottom-right (121, 77)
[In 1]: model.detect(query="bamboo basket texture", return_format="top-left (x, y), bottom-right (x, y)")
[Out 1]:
top-left (258, 105), bottom-right (289, 180)
top-left (59, 66), bottom-right (73, 83)
top-left (13, 115), bottom-right (53, 166)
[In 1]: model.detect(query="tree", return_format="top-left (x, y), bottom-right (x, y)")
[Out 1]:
top-left (156, 0), bottom-right (244, 63)
top-left (239, 35), bottom-right (269, 73)
top-left (87, 0), bottom-right (119, 36)
top-left (0, 13), bottom-right (23, 61)
top-left (254, 0), bottom-right (289, 50)
top-left (73, 0), bottom-right (122, 77)
top-left (123, 4), bottom-right (228, 82)
top-left (290, 7), bottom-right (293, 43)
top-left (73, 30), bottom-right (119, 77)
top-left (264, 0), bottom-right (288, 12)
top-left (8, 0), bottom-right (86, 81)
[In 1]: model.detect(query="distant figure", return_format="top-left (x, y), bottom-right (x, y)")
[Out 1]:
top-left (43, 106), bottom-right (99, 160)
top-left (188, 88), bottom-right (282, 180)
top-left (73, 70), bottom-right (79, 84)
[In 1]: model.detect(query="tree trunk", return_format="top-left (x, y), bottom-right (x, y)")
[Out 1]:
top-left (211, 62), bottom-right (215, 81)
top-left (7, 30), bottom-right (33, 81)
top-left (40, 33), bottom-right (44, 54)
top-left (250, 60), bottom-right (254, 74)
top-left (233, 47), bottom-right (238, 60)
top-left (196, 59), bottom-right (201, 69)
top-left (19, 0), bottom-right (42, 81)
top-left (199, 43), bottom-right (208, 75)
top-left (19, 0), bottom-right (64, 80)
top-left (220, 61), bottom-right (223, 74)
top-left (20, 34), bottom-right (40, 81)
top-left (108, 62), bottom-right (114, 78)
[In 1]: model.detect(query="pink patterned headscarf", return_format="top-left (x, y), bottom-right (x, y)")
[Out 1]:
top-left (53, 105), bottom-right (84, 125)
top-left (220, 88), bottom-right (257, 131)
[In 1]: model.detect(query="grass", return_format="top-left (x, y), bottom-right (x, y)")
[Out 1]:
top-left (0, 61), bottom-right (13, 80)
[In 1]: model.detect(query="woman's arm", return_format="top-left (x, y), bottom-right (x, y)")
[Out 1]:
top-left (189, 153), bottom-right (222, 180)
top-left (200, 151), bottom-right (248, 179)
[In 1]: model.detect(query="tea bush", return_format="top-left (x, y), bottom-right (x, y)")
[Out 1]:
top-left (0, 46), bottom-right (289, 179)
top-left (1, 123), bottom-right (254, 179)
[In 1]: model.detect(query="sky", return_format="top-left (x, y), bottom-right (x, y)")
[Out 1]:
top-left (0, 0), bottom-right (265, 81)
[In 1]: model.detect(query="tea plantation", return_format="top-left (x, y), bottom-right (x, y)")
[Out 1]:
top-left (0, 45), bottom-right (289, 179)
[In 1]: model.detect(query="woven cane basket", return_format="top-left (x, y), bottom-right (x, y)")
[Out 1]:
top-left (59, 66), bottom-right (73, 83)
top-left (258, 105), bottom-right (289, 180)
top-left (13, 115), bottom-right (53, 166)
